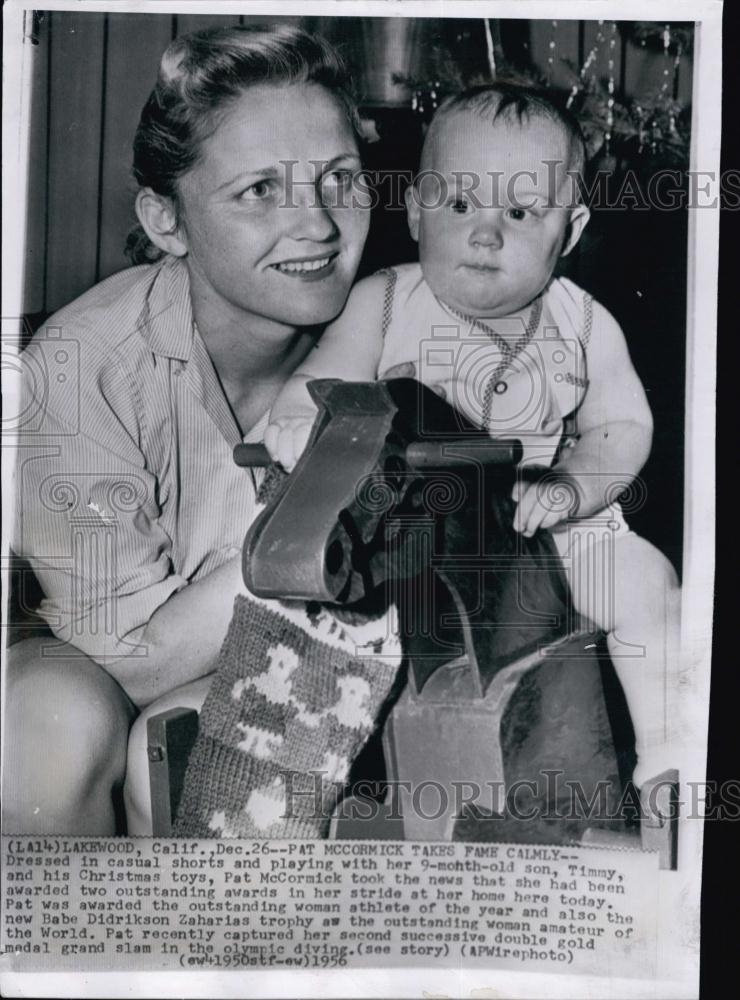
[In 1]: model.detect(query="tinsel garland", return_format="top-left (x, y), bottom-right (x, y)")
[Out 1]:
top-left (391, 21), bottom-right (692, 169)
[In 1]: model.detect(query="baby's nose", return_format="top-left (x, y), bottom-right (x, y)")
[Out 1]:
top-left (469, 213), bottom-right (504, 248)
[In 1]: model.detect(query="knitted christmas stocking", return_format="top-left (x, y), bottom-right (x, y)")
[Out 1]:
top-left (173, 591), bottom-right (402, 838)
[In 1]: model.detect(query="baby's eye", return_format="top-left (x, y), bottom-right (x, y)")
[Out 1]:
top-left (449, 198), bottom-right (471, 215)
top-left (239, 179), bottom-right (276, 202)
top-left (506, 207), bottom-right (530, 222)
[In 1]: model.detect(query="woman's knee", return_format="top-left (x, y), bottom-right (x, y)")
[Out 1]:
top-left (4, 637), bottom-right (135, 782)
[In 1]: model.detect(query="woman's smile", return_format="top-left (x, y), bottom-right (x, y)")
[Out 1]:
top-left (270, 251), bottom-right (339, 277)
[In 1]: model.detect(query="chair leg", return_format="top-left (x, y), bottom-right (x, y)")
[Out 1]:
top-left (147, 708), bottom-right (199, 837)
top-left (639, 768), bottom-right (679, 869)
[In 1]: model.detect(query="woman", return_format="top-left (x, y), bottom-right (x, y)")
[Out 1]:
top-left (5, 25), bottom-right (373, 835)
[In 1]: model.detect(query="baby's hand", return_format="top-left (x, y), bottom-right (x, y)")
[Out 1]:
top-left (263, 416), bottom-right (314, 473)
top-left (511, 471), bottom-right (582, 537)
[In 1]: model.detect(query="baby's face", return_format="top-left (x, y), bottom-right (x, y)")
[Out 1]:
top-left (407, 111), bottom-right (587, 317)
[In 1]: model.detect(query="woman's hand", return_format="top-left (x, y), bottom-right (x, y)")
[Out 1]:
top-left (384, 361), bottom-right (454, 400)
top-left (383, 361), bottom-right (418, 381)
top-left (264, 414), bottom-right (315, 472)
top-left (384, 362), bottom-right (492, 430)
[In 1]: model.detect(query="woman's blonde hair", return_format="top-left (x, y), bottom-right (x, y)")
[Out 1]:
top-left (126, 24), bottom-right (360, 264)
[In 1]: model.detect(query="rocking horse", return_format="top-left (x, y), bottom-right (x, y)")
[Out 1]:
top-left (148, 379), bottom-right (677, 867)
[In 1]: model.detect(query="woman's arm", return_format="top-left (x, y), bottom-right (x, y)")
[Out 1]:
top-left (106, 553), bottom-right (244, 708)
top-left (266, 273), bottom-right (388, 469)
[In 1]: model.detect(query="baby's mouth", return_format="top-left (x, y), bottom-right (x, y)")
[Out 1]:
top-left (272, 253), bottom-right (337, 275)
top-left (464, 261), bottom-right (500, 273)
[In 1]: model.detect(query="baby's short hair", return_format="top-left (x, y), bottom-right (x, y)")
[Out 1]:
top-left (426, 82), bottom-right (586, 187)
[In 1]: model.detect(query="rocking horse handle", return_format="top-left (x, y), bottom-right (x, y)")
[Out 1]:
top-left (233, 443), bottom-right (274, 467)
top-left (234, 438), bottom-right (523, 469)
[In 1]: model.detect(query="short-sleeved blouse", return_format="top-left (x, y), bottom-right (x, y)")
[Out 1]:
top-left (15, 255), bottom-right (264, 661)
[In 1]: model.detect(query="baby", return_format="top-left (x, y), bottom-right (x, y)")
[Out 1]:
top-left (266, 84), bottom-right (680, 789)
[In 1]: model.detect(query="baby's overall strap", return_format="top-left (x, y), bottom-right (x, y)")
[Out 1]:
top-left (548, 279), bottom-right (594, 441)
top-left (375, 266), bottom-right (398, 339)
top-left (579, 290), bottom-right (594, 353)
top-left (546, 276), bottom-right (594, 357)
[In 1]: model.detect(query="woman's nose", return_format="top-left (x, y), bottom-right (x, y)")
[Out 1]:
top-left (469, 211), bottom-right (504, 249)
top-left (287, 191), bottom-right (340, 243)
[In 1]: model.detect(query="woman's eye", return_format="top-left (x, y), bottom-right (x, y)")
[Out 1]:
top-left (506, 207), bottom-right (529, 222)
top-left (240, 180), bottom-right (275, 202)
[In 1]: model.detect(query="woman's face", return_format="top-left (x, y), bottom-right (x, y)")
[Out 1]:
top-left (176, 83), bottom-right (370, 330)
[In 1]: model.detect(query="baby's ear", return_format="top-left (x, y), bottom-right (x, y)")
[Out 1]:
top-left (405, 182), bottom-right (421, 242)
top-left (560, 203), bottom-right (590, 258)
top-left (135, 189), bottom-right (187, 258)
